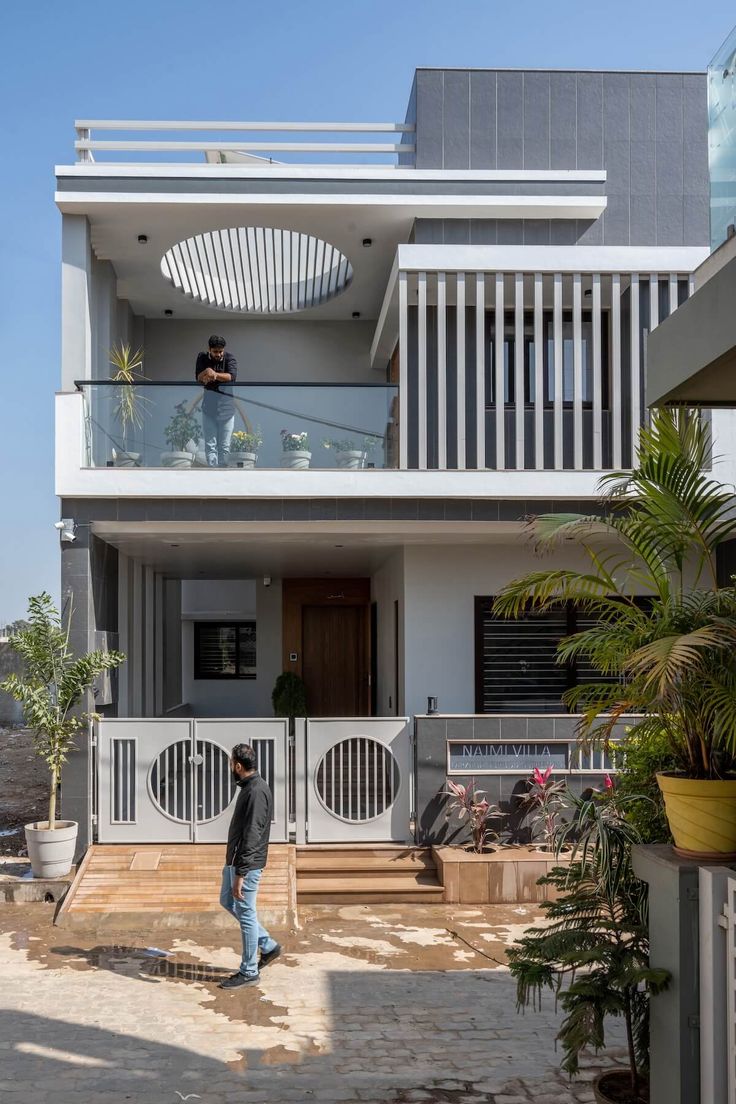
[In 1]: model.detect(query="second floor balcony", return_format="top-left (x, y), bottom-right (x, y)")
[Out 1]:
top-left (79, 381), bottom-right (399, 471)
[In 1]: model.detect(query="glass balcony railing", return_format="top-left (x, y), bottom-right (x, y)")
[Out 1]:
top-left (77, 381), bottom-right (400, 470)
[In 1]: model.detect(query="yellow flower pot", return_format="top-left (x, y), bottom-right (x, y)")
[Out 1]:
top-left (657, 773), bottom-right (736, 860)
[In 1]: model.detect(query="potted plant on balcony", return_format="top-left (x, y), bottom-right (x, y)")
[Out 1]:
top-left (0, 593), bottom-right (125, 877)
top-left (161, 401), bottom-right (202, 468)
top-left (109, 342), bottom-right (148, 466)
top-left (493, 409), bottom-right (736, 860)
top-left (322, 435), bottom-right (380, 469)
top-left (280, 430), bottom-right (311, 469)
top-left (228, 427), bottom-right (263, 469)
top-left (508, 791), bottom-right (670, 1103)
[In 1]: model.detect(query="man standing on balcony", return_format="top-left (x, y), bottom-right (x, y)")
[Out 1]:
top-left (196, 335), bottom-right (238, 467)
top-left (218, 743), bottom-right (281, 989)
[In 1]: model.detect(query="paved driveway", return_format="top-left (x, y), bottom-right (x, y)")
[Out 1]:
top-left (0, 901), bottom-right (625, 1103)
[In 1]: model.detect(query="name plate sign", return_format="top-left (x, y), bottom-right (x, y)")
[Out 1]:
top-left (448, 741), bottom-right (568, 773)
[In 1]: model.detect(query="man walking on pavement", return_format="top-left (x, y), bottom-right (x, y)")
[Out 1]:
top-left (219, 743), bottom-right (281, 989)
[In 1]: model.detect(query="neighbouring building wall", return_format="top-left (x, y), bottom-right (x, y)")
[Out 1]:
top-left (371, 549), bottom-right (406, 716)
top-left (141, 318), bottom-right (378, 383)
top-left (180, 578), bottom-right (282, 716)
top-left (0, 643), bottom-right (24, 726)
top-left (412, 69), bottom-right (709, 247)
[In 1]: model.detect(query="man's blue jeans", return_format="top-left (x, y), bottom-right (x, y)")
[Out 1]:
top-left (219, 865), bottom-right (277, 978)
top-left (202, 413), bottom-right (234, 467)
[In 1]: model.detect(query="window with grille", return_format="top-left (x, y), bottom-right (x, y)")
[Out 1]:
top-left (474, 598), bottom-right (647, 713)
top-left (194, 622), bottom-right (256, 679)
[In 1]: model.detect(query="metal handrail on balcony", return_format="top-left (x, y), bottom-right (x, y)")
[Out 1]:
top-left (73, 120), bottom-right (416, 165)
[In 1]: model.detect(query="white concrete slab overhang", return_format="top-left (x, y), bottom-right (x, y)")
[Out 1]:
top-left (55, 164), bottom-right (607, 321)
top-left (90, 520), bottom-right (545, 578)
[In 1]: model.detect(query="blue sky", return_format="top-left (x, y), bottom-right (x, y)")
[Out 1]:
top-left (0, 0), bottom-right (732, 624)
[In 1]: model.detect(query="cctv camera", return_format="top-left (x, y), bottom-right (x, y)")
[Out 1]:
top-left (263, 575), bottom-right (272, 588)
top-left (53, 521), bottom-right (64, 530)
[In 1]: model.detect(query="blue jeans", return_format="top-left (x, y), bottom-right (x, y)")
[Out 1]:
top-left (202, 413), bottom-right (235, 467)
top-left (219, 865), bottom-right (277, 978)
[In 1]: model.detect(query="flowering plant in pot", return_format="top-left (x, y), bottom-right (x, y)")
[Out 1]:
top-left (1, 594), bottom-right (125, 877)
top-left (493, 409), bottom-right (736, 860)
top-left (508, 791), bottom-right (669, 1104)
top-left (162, 402), bottom-right (202, 468)
top-left (280, 430), bottom-right (311, 469)
top-left (442, 778), bottom-right (501, 852)
top-left (228, 427), bottom-right (262, 468)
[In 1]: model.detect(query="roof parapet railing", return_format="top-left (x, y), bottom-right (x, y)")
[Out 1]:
top-left (74, 119), bottom-right (416, 165)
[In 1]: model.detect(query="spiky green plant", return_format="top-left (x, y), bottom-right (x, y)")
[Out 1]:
top-left (1, 594), bottom-right (125, 830)
top-left (109, 342), bottom-right (149, 455)
top-left (508, 793), bottom-right (669, 1100)
top-left (493, 410), bottom-right (736, 779)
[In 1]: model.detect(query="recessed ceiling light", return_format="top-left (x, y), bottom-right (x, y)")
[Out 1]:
top-left (169, 543), bottom-right (179, 548)
top-left (352, 311), bottom-right (361, 319)
top-left (362, 238), bottom-right (373, 247)
top-left (137, 234), bottom-right (148, 244)
top-left (334, 544), bottom-right (344, 548)
top-left (164, 309), bottom-right (174, 316)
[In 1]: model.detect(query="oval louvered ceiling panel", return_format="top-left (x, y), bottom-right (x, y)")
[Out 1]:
top-left (160, 227), bottom-right (353, 314)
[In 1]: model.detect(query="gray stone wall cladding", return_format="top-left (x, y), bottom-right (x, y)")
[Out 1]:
top-left (0, 643), bottom-right (24, 726)
top-left (412, 68), bottom-right (709, 247)
top-left (60, 531), bottom-right (119, 859)
top-left (415, 714), bottom-right (625, 847)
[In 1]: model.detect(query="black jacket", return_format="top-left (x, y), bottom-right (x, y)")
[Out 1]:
top-left (196, 350), bottom-right (238, 420)
top-left (226, 772), bottom-right (272, 875)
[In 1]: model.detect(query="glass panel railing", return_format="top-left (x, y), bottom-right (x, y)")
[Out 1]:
top-left (77, 381), bottom-right (399, 470)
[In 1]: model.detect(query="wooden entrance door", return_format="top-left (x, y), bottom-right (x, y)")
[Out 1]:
top-left (302, 605), bottom-right (368, 716)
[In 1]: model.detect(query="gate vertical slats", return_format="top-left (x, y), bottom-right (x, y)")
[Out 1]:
top-left (357, 737), bottom-right (362, 820)
top-left (373, 739), bottom-right (378, 820)
top-left (209, 741), bottom-right (215, 821)
top-left (348, 739), bottom-right (353, 820)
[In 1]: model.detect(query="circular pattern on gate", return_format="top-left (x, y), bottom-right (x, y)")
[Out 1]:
top-left (148, 740), bottom-right (236, 824)
top-left (315, 737), bottom-right (400, 823)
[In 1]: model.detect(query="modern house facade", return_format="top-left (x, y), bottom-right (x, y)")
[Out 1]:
top-left (56, 67), bottom-right (725, 855)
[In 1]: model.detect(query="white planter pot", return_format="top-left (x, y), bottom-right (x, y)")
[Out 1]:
top-left (113, 451), bottom-right (140, 468)
top-left (25, 820), bottom-right (78, 878)
top-left (335, 450), bottom-right (365, 469)
top-left (228, 451), bottom-right (258, 469)
top-left (161, 451), bottom-right (194, 469)
top-left (281, 450), bottom-right (312, 470)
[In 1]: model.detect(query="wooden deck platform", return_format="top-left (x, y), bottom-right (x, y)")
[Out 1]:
top-left (55, 844), bottom-right (296, 930)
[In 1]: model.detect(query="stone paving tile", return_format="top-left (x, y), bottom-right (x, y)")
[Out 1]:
top-left (0, 901), bottom-right (626, 1104)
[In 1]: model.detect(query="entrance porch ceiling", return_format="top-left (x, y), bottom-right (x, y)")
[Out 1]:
top-left (91, 520), bottom-right (527, 577)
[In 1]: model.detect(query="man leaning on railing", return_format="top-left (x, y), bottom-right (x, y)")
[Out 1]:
top-left (196, 334), bottom-right (237, 467)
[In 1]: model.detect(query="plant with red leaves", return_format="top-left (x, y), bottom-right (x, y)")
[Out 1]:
top-left (442, 778), bottom-right (501, 853)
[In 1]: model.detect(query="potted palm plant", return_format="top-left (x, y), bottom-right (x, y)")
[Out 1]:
top-left (493, 410), bottom-right (736, 859)
top-left (161, 401), bottom-right (202, 468)
top-left (0, 593), bottom-right (125, 877)
top-left (280, 430), bottom-right (311, 469)
top-left (508, 792), bottom-right (670, 1103)
top-left (228, 427), bottom-right (262, 468)
top-left (109, 342), bottom-right (148, 466)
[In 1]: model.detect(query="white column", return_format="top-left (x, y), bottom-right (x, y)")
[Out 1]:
top-left (553, 273), bottom-right (563, 469)
top-left (495, 273), bottom-right (505, 470)
top-left (398, 271), bottom-right (408, 469)
top-left (437, 272), bottom-right (447, 470)
top-left (573, 273), bottom-right (583, 470)
top-left (630, 274), bottom-right (641, 463)
top-left (649, 273), bottom-right (659, 331)
top-left (144, 565), bottom-right (155, 717)
top-left (534, 273), bottom-right (544, 469)
top-left (668, 273), bottom-right (679, 317)
top-left (514, 272), bottom-right (524, 470)
top-left (417, 271), bottom-right (427, 470)
top-left (611, 274), bottom-right (622, 469)
top-left (117, 553), bottom-right (130, 716)
top-left (456, 272), bottom-right (466, 469)
top-left (154, 572), bottom-right (164, 718)
top-left (61, 214), bottom-right (93, 390)
top-left (131, 560), bottom-right (143, 715)
top-left (476, 272), bottom-right (486, 469)
top-left (592, 273), bottom-right (602, 470)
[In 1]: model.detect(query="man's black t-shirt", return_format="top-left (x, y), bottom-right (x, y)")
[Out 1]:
top-left (196, 350), bottom-right (238, 420)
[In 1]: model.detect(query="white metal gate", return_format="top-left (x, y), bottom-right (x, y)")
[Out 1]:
top-left (304, 718), bottom-right (412, 843)
top-left (97, 718), bottom-right (288, 843)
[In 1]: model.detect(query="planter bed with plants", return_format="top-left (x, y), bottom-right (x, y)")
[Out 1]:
top-left (432, 843), bottom-right (570, 904)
